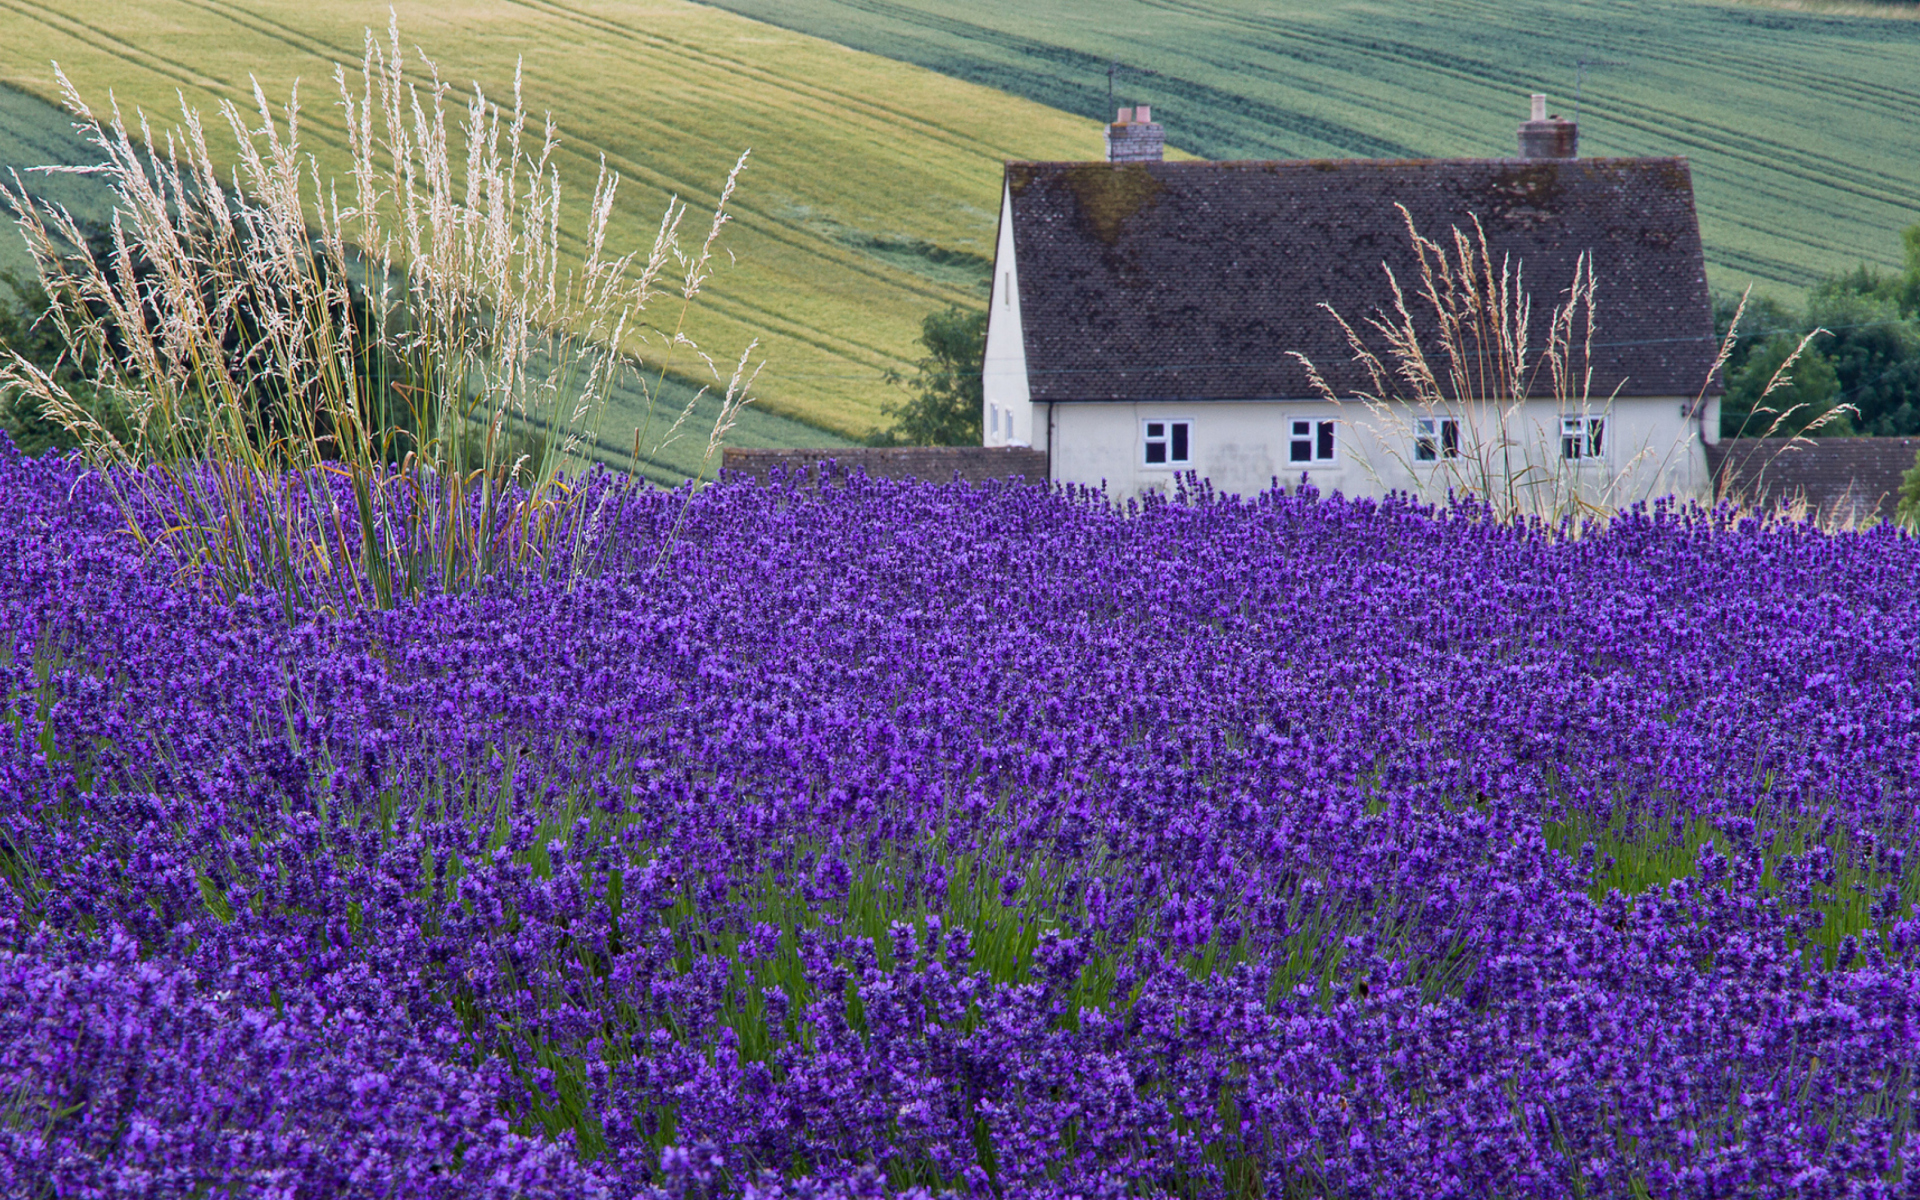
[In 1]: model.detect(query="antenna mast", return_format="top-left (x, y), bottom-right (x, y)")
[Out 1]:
top-left (1574, 58), bottom-right (1628, 129)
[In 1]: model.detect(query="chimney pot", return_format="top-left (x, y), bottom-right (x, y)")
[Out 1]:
top-left (1517, 94), bottom-right (1577, 159)
top-left (1104, 107), bottom-right (1165, 162)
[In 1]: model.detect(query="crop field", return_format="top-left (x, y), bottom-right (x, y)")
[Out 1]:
top-left (0, 0), bottom-right (1124, 443)
top-left (701, 0), bottom-right (1920, 299)
top-left (7, 441), bottom-right (1920, 1194)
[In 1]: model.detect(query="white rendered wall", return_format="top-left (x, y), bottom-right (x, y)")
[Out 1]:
top-left (1049, 398), bottom-right (1715, 508)
top-left (982, 182), bottom-right (1039, 451)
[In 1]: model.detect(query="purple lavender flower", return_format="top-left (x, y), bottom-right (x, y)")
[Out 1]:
top-left (4, 443), bottom-right (1919, 1195)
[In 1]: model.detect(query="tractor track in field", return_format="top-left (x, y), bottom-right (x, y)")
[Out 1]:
top-left (1139, 0), bottom-right (1917, 201)
top-left (696, 0), bottom-right (1920, 292)
top-left (164, 0), bottom-right (974, 371)
top-left (1, 0), bottom-right (1077, 424)
top-left (732, 0), bottom-right (1425, 158)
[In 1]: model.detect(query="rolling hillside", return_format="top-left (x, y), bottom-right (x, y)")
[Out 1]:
top-left (0, 0), bottom-right (1138, 449)
top-left (699, 0), bottom-right (1920, 299)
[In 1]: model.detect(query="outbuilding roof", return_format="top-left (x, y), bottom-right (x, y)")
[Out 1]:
top-left (1706, 436), bottom-right (1920, 525)
top-left (1004, 157), bottom-right (1718, 403)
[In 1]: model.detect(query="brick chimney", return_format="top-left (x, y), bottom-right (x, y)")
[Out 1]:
top-left (1517, 93), bottom-right (1577, 159)
top-left (1104, 105), bottom-right (1165, 163)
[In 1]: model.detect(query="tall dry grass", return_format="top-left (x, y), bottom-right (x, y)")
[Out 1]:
top-left (1700, 289), bottom-right (1873, 530)
top-left (1292, 207), bottom-right (1854, 526)
top-left (0, 19), bottom-right (758, 613)
top-left (1292, 207), bottom-right (1657, 521)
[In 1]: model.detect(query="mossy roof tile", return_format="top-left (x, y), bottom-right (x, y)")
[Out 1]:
top-left (1004, 157), bottom-right (1718, 402)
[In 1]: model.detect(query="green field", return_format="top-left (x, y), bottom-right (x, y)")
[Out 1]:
top-left (0, 0), bottom-right (1141, 446)
top-left (698, 0), bottom-right (1920, 299)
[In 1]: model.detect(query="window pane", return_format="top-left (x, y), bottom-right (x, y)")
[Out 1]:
top-left (1317, 421), bottom-right (1335, 460)
top-left (1292, 419), bottom-right (1310, 437)
top-left (1145, 441), bottom-right (1167, 464)
top-left (1558, 416), bottom-right (1602, 459)
top-left (1290, 440), bottom-right (1311, 463)
top-left (1442, 419), bottom-right (1459, 458)
top-left (1146, 422), bottom-right (1164, 438)
top-left (1171, 422), bottom-right (1189, 462)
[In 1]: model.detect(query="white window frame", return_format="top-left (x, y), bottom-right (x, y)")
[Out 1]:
top-left (1561, 414), bottom-right (1605, 461)
top-left (1288, 418), bottom-right (1337, 464)
top-left (1142, 419), bottom-right (1192, 468)
top-left (1414, 416), bottom-right (1460, 462)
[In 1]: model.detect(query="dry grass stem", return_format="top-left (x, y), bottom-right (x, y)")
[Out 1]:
top-left (0, 17), bottom-right (759, 612)
top-left (1707, 302), bottom-right (1861, 527)
top-left (1294, 206), bottom-right (1701, 524)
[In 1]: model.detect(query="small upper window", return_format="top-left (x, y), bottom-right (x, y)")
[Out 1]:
top-left (1561, 415), bottom-right (1604, 460)
top-left (1289, 418), bottom-right (1337, 463)
top-left (1144, 420), bottom-right (1191, 466)
top-left (1414, 417), bottom-right (1460, 462)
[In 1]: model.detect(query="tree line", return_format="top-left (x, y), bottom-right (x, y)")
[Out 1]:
top-left (1715, 224), bottom-right (1920, 439)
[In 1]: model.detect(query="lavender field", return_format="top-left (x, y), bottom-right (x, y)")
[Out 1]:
top-left (4, 444), bottom-right (1919, 1198)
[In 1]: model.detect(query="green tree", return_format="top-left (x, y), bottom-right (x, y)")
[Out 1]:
top-left (1720, 331), bottom-right (1849, 439)
top-left (1806, 287), bottom-right (1920, 435)
top-left (1857, 223), bottom-right (1920, 318)
top-left (1713, 290), bottom-right (1802, 380)
top-left (873, 305), bottom-right (986, 446)
top-left (1901, 224), bottom-right (1920, 316)
top-left (1712, 221), bottom-right (1920, 441)
top-left (1899, 448), bottom-right (1920, 530)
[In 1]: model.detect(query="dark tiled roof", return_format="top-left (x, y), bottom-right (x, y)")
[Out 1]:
top-left (1006, 158), bottom-right (1718, 403)
top-left (1705, 437), bottom-right (1920, 525)
top-left (722, 446), bottom-right (1048, 486)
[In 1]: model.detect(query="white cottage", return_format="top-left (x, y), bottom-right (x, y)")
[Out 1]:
top-left (983, 100), bottom-right (1723, 507)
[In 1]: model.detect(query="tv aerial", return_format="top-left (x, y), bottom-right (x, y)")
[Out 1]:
top-left (1573, 59), bottom-right (1628, 128)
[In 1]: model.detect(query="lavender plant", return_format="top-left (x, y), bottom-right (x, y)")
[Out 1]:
top-left (3, 445), bottom-right (1919, 1197)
